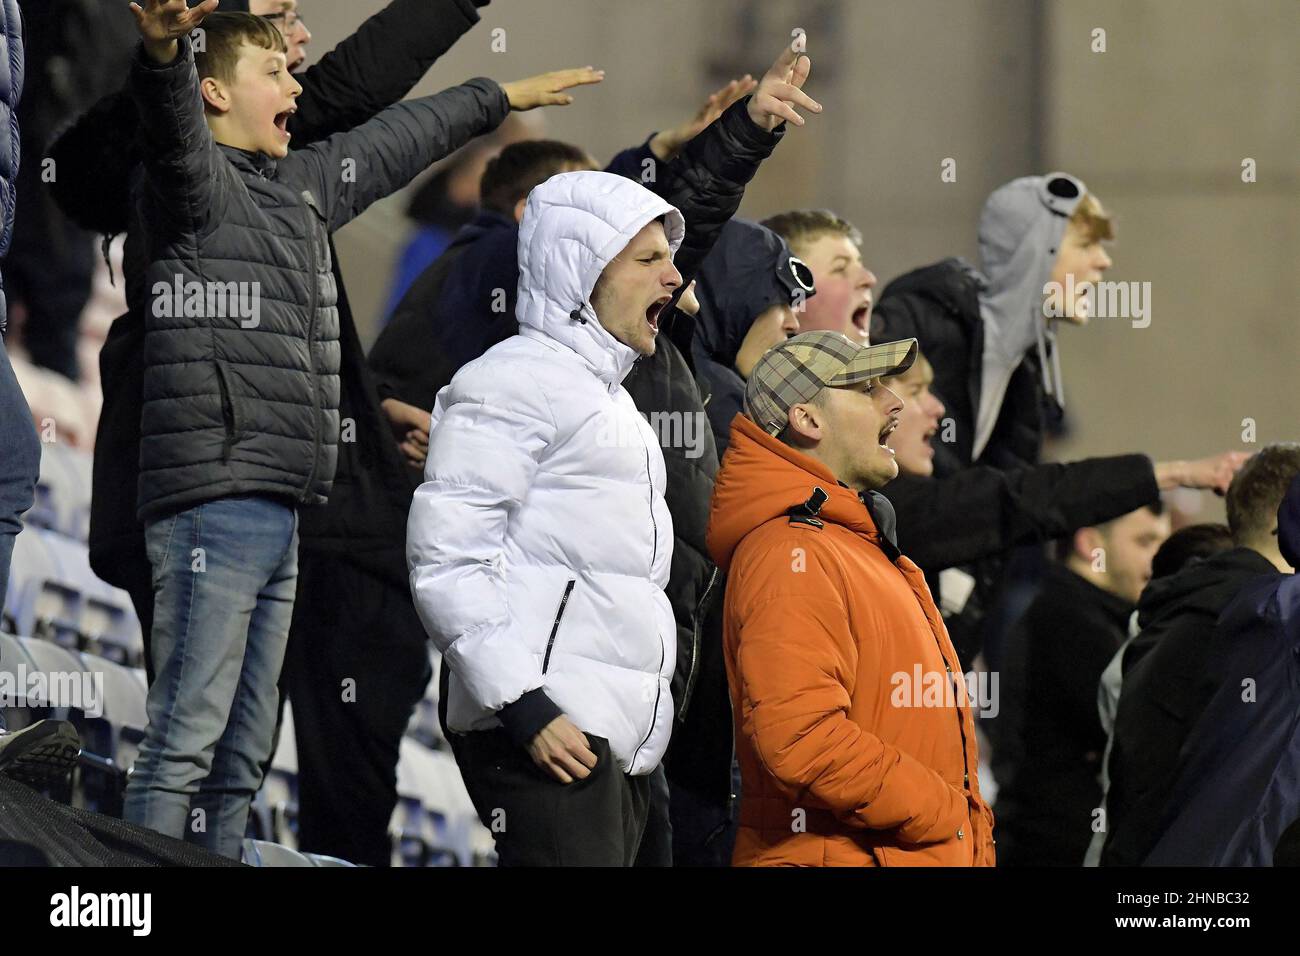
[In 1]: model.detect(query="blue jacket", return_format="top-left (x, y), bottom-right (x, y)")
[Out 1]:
top-left (0, 0), bottom-right (23, 332)
top-left (1143, 480), bottom-right (1300, 865)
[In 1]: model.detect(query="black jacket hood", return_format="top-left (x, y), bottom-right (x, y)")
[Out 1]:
top-left (693, 217), bottom-right (811, 370)
top-left (1135, 546), bottom-right (1279, 630)
top-left (876, 256), bottom-right (985, 333)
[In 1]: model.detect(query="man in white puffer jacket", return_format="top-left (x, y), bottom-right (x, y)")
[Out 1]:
top-left (408, 170), bottom-right (685, 865)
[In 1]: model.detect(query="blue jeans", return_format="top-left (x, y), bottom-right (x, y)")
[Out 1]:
top-left (124, 495), bottom-right (299, 859)
top-left (0, 330), bottom-right (41, 649)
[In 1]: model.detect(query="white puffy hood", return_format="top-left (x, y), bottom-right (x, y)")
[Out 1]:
top-left (516, 170), bottom-right (685, 391)
top-left (972, 172), bottom-right (1086, 460)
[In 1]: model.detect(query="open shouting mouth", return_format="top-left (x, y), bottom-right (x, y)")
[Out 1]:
top-left (851, 297), bottom-right (873, 335)
top-left (878, 417), bottom-right (900, 451)
top-left (645, 296), bottom-right (671, 334)
top-left (273, 106), bottom-right (296, 141)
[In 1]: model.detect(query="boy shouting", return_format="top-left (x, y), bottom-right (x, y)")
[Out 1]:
top-left (123, 0), bottom-right (598, 857)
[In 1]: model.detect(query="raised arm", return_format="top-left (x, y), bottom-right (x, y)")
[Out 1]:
top-left (889, 454), bottom-right (1160, 572)
top-left (127, 2), bottom-right (223, 236)
top-left (603, 75), bottom-right (756, 180)
top-left (284, 67), bottom-right (602, 233)
top-left (652, 43), bottom-right (820, 284)
top-left (290, 0), bottom-right (488, 143)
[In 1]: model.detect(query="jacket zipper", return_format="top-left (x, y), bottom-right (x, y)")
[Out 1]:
top-left (632, 427), bottom-right (663, 766)
top-left (542, 579), bottom-right (576, 674)
top-left (643, 441), bottom-right (658, 571)
top-left (678, 565), bottom-right (719, 720)
top-left (300, 191), bottom-right (324, 499)
top-left (927, 621), bottom-right (973, 791)
top-left (214, 361), bottom-right (237, 463)
top-left (901, 545), bottom-right (974, 794)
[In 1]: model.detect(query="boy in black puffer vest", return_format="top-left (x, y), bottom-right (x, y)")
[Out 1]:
top-left (121, 0), bottom-right (596, 858)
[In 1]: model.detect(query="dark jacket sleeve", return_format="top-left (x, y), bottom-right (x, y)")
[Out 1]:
top-left (371, 221), bottom-right (519, 409)
top-left (46, 88), bottom-right (138, 235)
top-left (652, 96), bottom-right (784, 283)
top-left (48, 0), bottom-right (484, 235)
top-left (282, 78), bottom-right (510, 233)
top-left (289, 0), bottom-right (484, 144)
top-left (128, 39), bottom-right (224, 239)
top-left (890, 453), bottom-right (1159, 572)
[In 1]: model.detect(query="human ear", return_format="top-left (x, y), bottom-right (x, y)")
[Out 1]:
top-left (788, 402), bottom-right (823, 442)
top-left (200, 76), bottom-right (231, 113)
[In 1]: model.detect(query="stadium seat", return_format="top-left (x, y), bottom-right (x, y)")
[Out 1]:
top-left (0, 631), bottom-right (37, 729)
top-left (17, 637), bottom-right (87, 712)
top-left (4, 528), bottom-right (74, 646)
top-left (263, 702), bottom-right (300, 848)
top-left (77, 651), bottom-right (147, 771)
top-left (30, 443), bottom-right (93, 543)
top-left (395, 737), bottom-right (478, 866)
top-left (4, 526), bottom-right (143, 666)
top-left (241, 838), bottom-right (314, 867)
top-left (404, 648), bottom-right (446, 749)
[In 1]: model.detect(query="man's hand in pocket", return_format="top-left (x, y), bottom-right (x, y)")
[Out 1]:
top-left (528, 715), bottom-right (598, 783)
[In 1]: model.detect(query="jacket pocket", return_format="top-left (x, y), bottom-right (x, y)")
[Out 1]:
top-left (214, 360), bottom-right (242, 458)
top-left (542, 579), bottom-right (576, 674)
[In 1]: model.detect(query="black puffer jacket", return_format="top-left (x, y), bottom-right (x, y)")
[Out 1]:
top-left (873, 257), bottom-right (1059, 474)
top-left (48, 0), bottom-right (486, 587)
top-left (0, 0), bottom-right (20, 332)
top-left (129, 38), bottom-right (507, 521)
top-left (872, 257), bottom-right (1066, 662)
top-left (47, 0), bottom-right (486, 237)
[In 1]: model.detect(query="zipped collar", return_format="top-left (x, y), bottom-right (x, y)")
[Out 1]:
top-left (218, 144), bottom-right (277, 178)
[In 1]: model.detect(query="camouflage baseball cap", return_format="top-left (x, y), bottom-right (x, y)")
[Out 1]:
top-left (744, 331), bottom-right (918, 436)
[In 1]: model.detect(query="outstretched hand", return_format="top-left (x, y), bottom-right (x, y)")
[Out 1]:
top-left (650, 75), bottom-right (758, 160)
top-left (747, 41), bottom-right (822, 132)
top-left (1156, 451), bottom-right (1251, 496)
top-left (501, 67), bottom-right (605, 111)
top-left (129, 0), bottom-right (220, 63)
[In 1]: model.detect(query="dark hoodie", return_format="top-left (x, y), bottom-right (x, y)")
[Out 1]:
top-left (1141, 478), bottom-right (1300, 865)
top-left (691, 218), bottom-right (810, 456)
top-left (992, 561), bottom-right (1135, 866)
top-left (1101, 545), bottom-right (1280, 866)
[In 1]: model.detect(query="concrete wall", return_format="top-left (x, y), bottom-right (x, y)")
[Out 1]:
top-left (304, 0), bottom-right (1296, 513)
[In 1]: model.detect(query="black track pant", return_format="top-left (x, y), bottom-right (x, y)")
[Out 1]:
top-left (282, 554), bottom-right (431, 867)
top-left (453, 728), bottom-right (649, 867)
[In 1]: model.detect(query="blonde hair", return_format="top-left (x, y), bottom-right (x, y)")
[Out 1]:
top-left (1070, 193), bottom-right (1114, 244)
top-left (762, 209), bottom-right (863, 258)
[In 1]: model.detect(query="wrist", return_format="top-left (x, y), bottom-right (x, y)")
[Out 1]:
top-left (141, 38), bottom-right (181, 66)
top-left (649, 130), bottom-right (680, 161)
top-left (1154, 460), bottom-right (1186, 490)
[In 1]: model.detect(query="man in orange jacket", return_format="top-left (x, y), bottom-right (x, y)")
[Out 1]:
top-left (706, 330), bottom-right (995, 866)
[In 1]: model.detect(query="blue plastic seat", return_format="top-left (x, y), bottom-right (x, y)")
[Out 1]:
top-left (32, 443), bottom-right (93, 543)
top-left (6, 526), bottom-right (143, 665)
